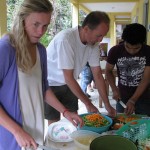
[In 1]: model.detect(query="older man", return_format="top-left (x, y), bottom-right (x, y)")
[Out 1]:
top-left (46, 11), bottom-right (116, 125)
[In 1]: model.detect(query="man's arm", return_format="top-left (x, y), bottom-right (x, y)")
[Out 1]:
top-left (105, 62), bottom-right (120, 100)
top-left (90, 66), bottom-right (116, 116)
top-left (128, 66), bottom-right (150, 104)
top-left (62, 69), bottom-right (99, 113)
top-left (124, 66), bottom-right (150, 115)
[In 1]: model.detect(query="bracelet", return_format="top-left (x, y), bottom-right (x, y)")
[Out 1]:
top-left (128, 100), bottom-right (135, 105)
top-left (62, 109), bottom-right (69, 117)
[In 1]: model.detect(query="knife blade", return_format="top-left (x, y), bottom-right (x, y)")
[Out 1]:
top-left (118, 99), bottom-right (127, 108)
top-left (38, 144), bottom-right (59, 150)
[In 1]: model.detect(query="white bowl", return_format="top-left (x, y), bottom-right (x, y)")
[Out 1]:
top-left (70, 130), bottom-right (100, 150)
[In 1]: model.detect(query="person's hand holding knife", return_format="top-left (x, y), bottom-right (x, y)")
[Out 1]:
top-left (112, 85), bottom-right (135, 116)
top-left (117, 98), bottom-right (135, 115)
top-left (125, 99), bottom-right (135, 115)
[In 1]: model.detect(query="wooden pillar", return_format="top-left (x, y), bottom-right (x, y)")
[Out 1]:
top-left (109, 13), bottom-right (116, 47)
top-left (0, 0), bottom-right (7, 37)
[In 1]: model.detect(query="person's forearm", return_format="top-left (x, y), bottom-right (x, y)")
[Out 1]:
top-left (129, 68), bottom-right (150, 104)
top-left (45, 89), bottom-right (67, 113)
top-left (129, 79), bottom-right (150, 104)
top-left (95, 74), bottom-right (111, 107)
top-left (105, 70), bottom-right (118, 93)
top-left (0, 106), bottom-right (22, 135)
top-left (65, 78), bottom-right (91, 106)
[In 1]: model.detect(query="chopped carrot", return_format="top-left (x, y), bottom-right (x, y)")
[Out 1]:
top-left (130, 121), bottom-right (138, 125)
top-left (82, 113), bottom-right (109, 127)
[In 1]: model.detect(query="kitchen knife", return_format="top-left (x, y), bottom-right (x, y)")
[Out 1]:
top-left (118, 99), bottom-right (127, 108)
top-left (38, 144), bottom-right (59, 150)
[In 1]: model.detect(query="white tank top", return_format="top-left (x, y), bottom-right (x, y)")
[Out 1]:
top-left (18, 48), bottom-right (44, 149)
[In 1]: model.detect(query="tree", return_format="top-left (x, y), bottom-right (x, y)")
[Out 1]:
top-left (7, 0), bottom-right (72, 47)
top-left (7, 0), bottom-right (22, 31)
top-left (6, 0), bottom-right (85, 47)
top-left (40, 0), bottom-right (72, 47)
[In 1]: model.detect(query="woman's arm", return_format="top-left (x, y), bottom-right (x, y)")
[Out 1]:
top-left (0, 106), bottom-right (37, 149)
top-left (44, 89), bottom-right (84, 127)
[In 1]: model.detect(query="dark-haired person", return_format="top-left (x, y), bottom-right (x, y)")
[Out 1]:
top-left (106, 23), bottom-right (150, 116)
top-left (46, 11), bottom-right (116, 125)
top-left (0, 0), bottom-right (83, 150)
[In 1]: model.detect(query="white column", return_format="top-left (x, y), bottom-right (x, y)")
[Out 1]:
top-left (109, 14), bottom-right (116, 47)
top-left (72, 3), bottom-right (79, 27)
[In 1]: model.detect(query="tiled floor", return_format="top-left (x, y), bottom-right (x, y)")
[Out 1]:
top-left (78, 86), bottom-right (117, 115)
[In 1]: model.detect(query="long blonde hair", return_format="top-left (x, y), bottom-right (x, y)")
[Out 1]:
top-left (9, 0), bottom-right (53, 72)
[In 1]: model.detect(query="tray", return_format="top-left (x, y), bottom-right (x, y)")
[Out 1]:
top-left (111, 114), bottom-right (147, 130)
top-left (116, 119), bottom-right (150, 150)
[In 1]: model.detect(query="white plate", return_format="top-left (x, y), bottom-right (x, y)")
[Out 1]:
top-left (48, 121), bottom-right (77, 142)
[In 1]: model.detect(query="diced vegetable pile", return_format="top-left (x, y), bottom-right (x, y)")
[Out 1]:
top-left (82, 113), bottom-right (109, 127)
top-left (117, 115), bottom-right (140, 123)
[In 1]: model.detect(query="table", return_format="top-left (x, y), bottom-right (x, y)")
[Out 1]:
top-left (44, 119), bottom-right (115, 150)
top-left (45, 115), bottom-right (150, 150)
top-left (45, 139), bottom-right (77, 150)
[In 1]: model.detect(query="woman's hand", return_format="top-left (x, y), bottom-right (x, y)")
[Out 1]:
top-left (14, 127), bottom-right (37, 149)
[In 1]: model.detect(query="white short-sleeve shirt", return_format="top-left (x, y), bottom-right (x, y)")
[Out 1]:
top-left (47, 26), bottom-right (100, 86)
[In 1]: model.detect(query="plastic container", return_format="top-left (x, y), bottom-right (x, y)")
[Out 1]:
top-left (70, 130), bottom-right (100, 150)
top-left (90, 135), bottom-right (137, 150)
top-left (116, 119), bottom-right (150, 142)
top-left (79, 113), bottom-right (113, 134)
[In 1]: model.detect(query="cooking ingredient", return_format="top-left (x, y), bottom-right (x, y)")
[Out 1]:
top-left (117, 115), bottom-right (140, 123)
top-left (82, 113), bottom-right (109, 127)
top-left (138, 137), bottom-right (150, 150)
top-left (112, 114), bottom-right (141, 130)
top-left (112, 123), bottom-right (124, 130)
